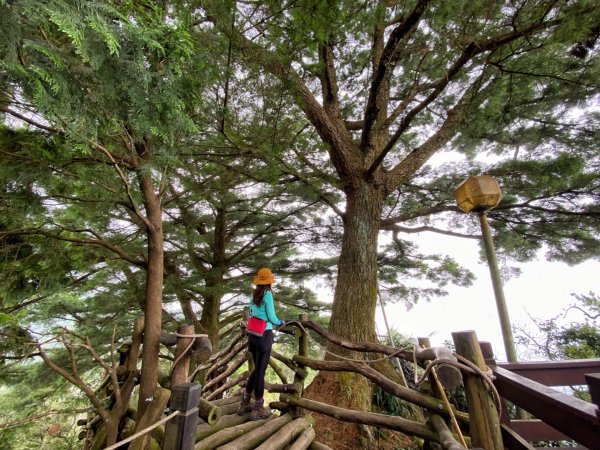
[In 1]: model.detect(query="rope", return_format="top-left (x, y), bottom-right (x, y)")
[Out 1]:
top-left (453, 353), bottom-right (502, 416)
top-left (103, 410), bottom-right (179, 450)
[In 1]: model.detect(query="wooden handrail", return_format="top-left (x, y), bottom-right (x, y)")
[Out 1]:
top-left (497, 359), bottom-right (600, 387)
top-left (490, 365), bottom-right (600, 450)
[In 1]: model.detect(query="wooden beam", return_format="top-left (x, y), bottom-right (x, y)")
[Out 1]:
top-left (497, 359), bottom-right (600, 386)
top-left (280, 394), bottom-right (440, 442)
top-left (492, 365), bottom-right (600, 449)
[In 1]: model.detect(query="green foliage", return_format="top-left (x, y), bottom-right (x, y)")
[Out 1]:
top-left (1, 0), bottom-right (599, 446)
top-left (515, 292), bottom-right (600, 360)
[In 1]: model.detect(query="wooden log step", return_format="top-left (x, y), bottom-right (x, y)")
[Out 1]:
top-left (215, 413), bottom-right (293, 450)
top-left (198, 397), bottom-right (222, 425)
top-left (287, 426), bottom-right (316, 450)
top-left (195, 415), bottom-right (275, 450)
top-left (216, 401), bottom-right (240, 417)
top-left (195, 414), bottom-right (249, 442)
top-left (255, 416), bottom-right (312, 450)
top-left (308, 441), bottom-right (334, 450)
top-left (210, 393), bottom-right (242, 407)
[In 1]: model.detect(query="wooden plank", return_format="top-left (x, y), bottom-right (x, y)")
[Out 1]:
top-left (509, 419), bottom-right (574, 441)
top-left (585, 373), bottom-right (600, 419)
top-left (500, 424), bottom-right (535, 450)
top-left (497, 359), bottom-right (600, 386)
top-left (492, 366), bottom-right (600, 450)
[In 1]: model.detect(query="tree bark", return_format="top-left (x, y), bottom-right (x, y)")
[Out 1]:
top-left (136, 148), bottom-right (165, 420)
top-left (329, 181), bottom-right (383, 347)
top-left (305, 181), bottom-right (385, 433)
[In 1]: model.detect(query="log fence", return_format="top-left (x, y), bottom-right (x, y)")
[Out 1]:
top-left (78, 317), bottom-right (600, 450)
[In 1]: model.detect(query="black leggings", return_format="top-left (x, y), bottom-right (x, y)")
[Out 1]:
top-left (246, 330), bottom-right (273, 399)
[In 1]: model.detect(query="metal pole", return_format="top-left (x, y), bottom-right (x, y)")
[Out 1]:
top-left (478, 212), bottom-right (518, 362)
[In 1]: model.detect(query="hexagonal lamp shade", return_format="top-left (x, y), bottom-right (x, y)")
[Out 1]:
top-left (454, 175), bottom-right (502, 213)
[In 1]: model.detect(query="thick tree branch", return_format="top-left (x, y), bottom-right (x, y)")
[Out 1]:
top-left (380, 203), bottom-right (459, 227)
top-left (371, 16), bottom-right (564, 176)
top-left (200, 10), bottom-right (362, 181)
top-left (319, 39), bottom-right (341, 118)
top-left (0, 228), bottom-right (146, 267)
top-left (0, 106), bottom-right (60, 133)
top-left (362, 0), bottom-right (430, 150)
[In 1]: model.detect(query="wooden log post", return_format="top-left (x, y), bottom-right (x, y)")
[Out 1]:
top-left (170, 324), bottom-right (194, 387)
top-left (289, 314), bottom-right (308, 417)
top-left (128, 387), bottom-right (171, 450)
top-left (415, 339), bottom-right (463, 390)
top-left (479, 341), bottom-right (513, 425)
top-left (197, 397), bottom-right (222, 425)
top-left (163, 383), bottom-right (200, 450)
top-left (585, 373), bottom-right (600, 419)
top-left (452, 331), bottom-right (503, 450)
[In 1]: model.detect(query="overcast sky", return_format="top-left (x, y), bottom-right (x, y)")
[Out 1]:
top-left (375, 234), bottom-right (598, 362)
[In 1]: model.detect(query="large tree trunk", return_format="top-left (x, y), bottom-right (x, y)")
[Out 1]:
top-left (305, 179), bottom-right (385, 449)
top-left (329, 180), bottom-right (383, 345)
top-left (136, 166), bottom-right (164, 419)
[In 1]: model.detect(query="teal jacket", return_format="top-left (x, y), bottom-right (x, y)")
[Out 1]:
top-left (249, 290), bottom-right (282, 330)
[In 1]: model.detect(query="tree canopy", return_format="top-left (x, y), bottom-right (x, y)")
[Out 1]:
top-left (0, 0), bottom-right (599, 448)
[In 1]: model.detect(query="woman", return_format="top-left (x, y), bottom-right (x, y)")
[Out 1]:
top-left (238, 267), bottom-right (284, 420)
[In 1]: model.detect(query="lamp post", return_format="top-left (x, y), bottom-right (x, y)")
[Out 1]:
top-left (454, 175), bottom-right (518, 362)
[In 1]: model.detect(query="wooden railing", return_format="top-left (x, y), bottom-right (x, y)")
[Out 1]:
top-left (480, 342), bottom-right (600, 450)
top-left (79, 316), bottom-right (600, 450)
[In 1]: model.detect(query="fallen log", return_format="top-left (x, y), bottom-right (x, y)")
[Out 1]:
top-left (194, 415), bottom-right (274, 450)
top-left (279, 394), bottom-right (440, 443)
top-left (195, 414), bottom-right (248, 442)
top-left (292, 355), bottom-right (468, 423)
top-left (255, 416), bottom-right (312, 450)
top-left (216, 413), bottom-right (293, 450)
top-left (288, 426), bottom-right (316, 450)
